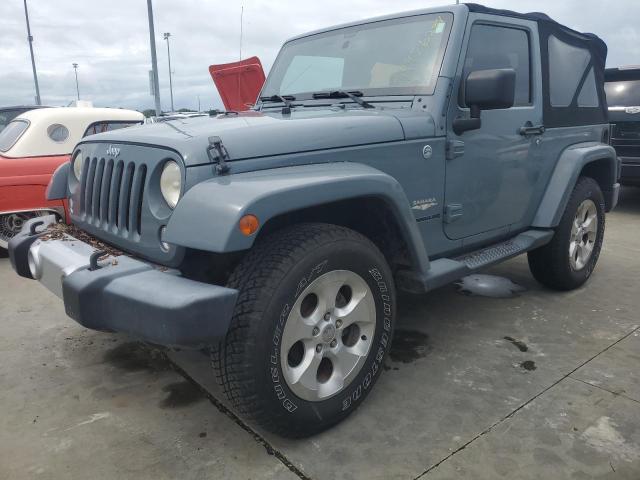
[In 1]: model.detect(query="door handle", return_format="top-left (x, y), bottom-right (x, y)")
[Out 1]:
top-left (519, 122), bottom-right (545, 136)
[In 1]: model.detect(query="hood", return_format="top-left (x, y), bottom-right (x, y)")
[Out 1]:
top-left (80, 108), bottom-right (423, 166)
top-left (209, 56), bottom-right (265, 111)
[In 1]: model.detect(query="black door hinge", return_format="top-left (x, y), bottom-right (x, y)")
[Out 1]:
top-left (207, 136), bottom-right (231, 174)
top-left (444, 204), bottom-right (463, 223)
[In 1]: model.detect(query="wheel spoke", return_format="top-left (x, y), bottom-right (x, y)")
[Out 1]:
top-left (571, 218), bottom-right (580, 237)
top-left (281, 312), bottom-right (316, 352)
top-left (336, 288), bottom-right (374, 328)
top-left (312, 272), bottom-right (350, 311)
top-left (330, 345), bottom-right (365, 380)
top-left (581, 241), bottom-right (594, 260)
top-left (287, 347), bottom-right (322, 388)
top-left (583, 213), bottom-right (597, 234)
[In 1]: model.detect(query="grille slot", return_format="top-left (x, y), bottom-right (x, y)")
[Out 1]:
top-left (91, 159), bottom-right (105, 224)
top-left (79, 156), bottom-right (147, 238)
top-left (99, 159), bottom-right (113, 225)
top-left (109, 160), bottom-right (124, 228)
top-left (132, 165), bottom-right (147, 235)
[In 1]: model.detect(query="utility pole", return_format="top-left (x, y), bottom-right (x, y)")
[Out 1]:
top-left (23, 0), bottom-right (41, 105)
top-left (163, 32), bottom-right (174, 112)
top-left (146, 0), bottom-right (162, 116)
top-left (197, 95), bottom-right (201, 112)
top-left (72, 63), bottom-right (80, 100)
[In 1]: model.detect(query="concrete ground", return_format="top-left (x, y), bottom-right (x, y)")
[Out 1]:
top-left (1, 188), bottom-right (640, 480)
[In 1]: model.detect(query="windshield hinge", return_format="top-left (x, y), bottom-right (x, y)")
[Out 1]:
top-left (207, 136), bottom-right (231, 174)
top-left (446, 139), bottom-right (465, 160)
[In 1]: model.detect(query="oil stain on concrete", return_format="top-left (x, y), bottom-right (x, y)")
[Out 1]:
top-left (103, 342), bottom-right (171, 373)
top-left (159, 381), bottom-right (206, 409)
top-left (103, 342), bottom-right (204, 409)
top-left (389, 329), bottom-right (430, 364)
top-left (504, 336), bottom-right (529, 352)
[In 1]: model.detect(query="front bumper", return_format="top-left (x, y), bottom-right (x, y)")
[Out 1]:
top-left (8, 217), bottom-right (238, 347)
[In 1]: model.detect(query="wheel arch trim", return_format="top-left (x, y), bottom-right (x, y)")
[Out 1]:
top-left (532, 142), bottom-right (618, 228)
top-left (164, 162), bottom-right (431, 275)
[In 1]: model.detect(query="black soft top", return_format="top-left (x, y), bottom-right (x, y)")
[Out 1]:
top-left (466, 3), bottom-right (609, 127)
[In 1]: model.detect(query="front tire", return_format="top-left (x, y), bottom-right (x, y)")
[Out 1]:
top-left (528, 177), bottom-right (605, 290)
top-left (213, 223), bottom-right (395, 437)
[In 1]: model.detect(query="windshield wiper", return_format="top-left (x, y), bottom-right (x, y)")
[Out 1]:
top-left (312, 90), bottom-right (376, 109)
top-left (260, 94), bottom-right (296, 103)
top-left (259, 94), bottom-right (296, 114)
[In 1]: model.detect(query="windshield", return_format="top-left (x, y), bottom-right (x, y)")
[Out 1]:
top-left (261, 13), bottom-right (453, 100)
top-left (0, 120), bottom-right (29, 153)
top-left (605, 80), bottom-right (640, 107)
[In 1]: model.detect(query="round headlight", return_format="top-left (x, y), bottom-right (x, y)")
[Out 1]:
top-left (160, 160), bottom-right (181, 209)
top-left (72, 152), bottom-right (84, 180)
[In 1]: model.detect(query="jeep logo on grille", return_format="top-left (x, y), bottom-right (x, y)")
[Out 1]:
top-left (106, 145), bottom-right (121, 157)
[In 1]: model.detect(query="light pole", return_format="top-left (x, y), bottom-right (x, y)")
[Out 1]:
top-left (146, 0), bottom-right (162, 116)
top-left (72, 63), bottom-right (80, 100)
top-left (23, 0), bottom-right (41, 105)
top-left (163, 32), bottom-right (174, 112)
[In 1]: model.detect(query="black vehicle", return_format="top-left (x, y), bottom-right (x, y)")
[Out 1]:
top-left (0, 105), bottom-right (50, 132)
top-left (605, 67), bottom-right (640, 185)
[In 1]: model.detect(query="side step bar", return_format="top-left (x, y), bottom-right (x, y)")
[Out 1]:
top-left (396, 229), bottom-right (554, 293)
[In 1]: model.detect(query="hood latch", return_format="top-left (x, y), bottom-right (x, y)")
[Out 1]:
top-left (207, 136), bottom-right (231, 174)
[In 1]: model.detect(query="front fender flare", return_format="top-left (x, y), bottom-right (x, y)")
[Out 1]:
top-left (532, 142), bottom-right (618, 228)
top-left (46, 162), bottom-right (70, 201)
top-left (164, 162), bottom-right (430, 274)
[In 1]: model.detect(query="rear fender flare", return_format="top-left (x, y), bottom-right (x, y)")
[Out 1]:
top-left (532, 142), bottom-right (617, 228)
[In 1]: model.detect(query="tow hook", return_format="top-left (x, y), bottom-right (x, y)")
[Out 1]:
top-left (89, 250), bottom-right (106, 271)
top-left (29, 220), bottom-right (45, 236)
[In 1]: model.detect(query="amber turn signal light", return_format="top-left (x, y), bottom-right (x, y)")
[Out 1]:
top-left (239, 214), bottom-right (259, 236)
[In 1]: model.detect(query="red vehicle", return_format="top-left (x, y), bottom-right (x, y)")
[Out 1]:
top-left (0, 107), bottom-right (143, 250)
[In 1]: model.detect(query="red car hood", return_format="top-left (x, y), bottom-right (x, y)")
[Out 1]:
top-left (209, 56), bottom-right (265, 111)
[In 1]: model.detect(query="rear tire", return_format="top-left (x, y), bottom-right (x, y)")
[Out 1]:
top-left (212, 223), bottom-right (395, 437)
top-left (528, 177), bottom-right (605, 290)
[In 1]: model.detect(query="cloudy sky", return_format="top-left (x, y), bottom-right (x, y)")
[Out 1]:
top-left (1, 0), bottom-right (639, 112)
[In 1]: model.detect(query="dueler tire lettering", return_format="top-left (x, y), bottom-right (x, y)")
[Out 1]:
top-left (212, 223), bottom-right (396, 438)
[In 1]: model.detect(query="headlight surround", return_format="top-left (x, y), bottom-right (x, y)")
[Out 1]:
top-left (72, 152), bottom-right (84, 180)
top-left (160, 160), bottom-right (181, 209)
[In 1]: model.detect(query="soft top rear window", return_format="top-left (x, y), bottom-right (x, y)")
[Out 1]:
top-left (0, 119), bottom-right (29, 153)
top-left (605, 80), bottom-right (640, 107)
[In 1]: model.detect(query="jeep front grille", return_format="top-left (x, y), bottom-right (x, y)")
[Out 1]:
top-left (79, 157), bottom-right (147, 236)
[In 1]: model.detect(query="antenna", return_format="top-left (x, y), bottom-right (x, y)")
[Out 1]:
top-left (239, 5), bottom-right (244, 61)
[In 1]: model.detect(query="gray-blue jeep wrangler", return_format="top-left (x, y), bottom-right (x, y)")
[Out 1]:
top-left (9, 4), bottom-right (620, 437)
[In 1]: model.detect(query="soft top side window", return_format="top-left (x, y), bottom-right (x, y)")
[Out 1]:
top-left (548, 35), bottom-right (599, 108)
top-left (461, 24), bottom-right (531, 107)
top-left (0, 119), bottom-right (30, 153)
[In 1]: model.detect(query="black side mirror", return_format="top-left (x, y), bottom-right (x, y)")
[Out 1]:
top-left (453, 68), bottom-right (516, 135)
